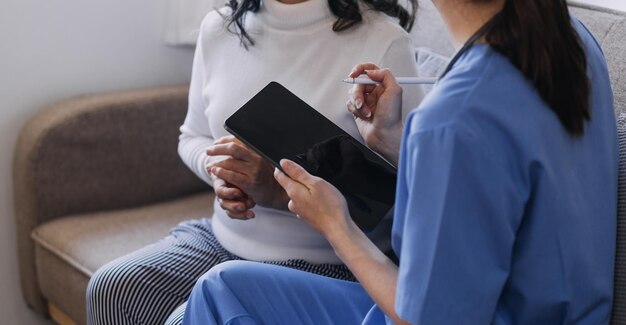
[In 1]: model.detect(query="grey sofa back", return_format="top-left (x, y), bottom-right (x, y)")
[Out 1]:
top-left (411, 1), bottom-right (626, 323)
top-left (410, 1), bottom-right (626, 115)
top-left (578, 3), bottom-right (626, 321)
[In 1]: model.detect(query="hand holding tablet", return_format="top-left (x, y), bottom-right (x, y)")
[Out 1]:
top-left (224, 82), bottom-right (396, 231)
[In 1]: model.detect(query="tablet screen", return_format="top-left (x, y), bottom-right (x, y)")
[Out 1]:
top-left (224, 81), bottom-right (396, 231)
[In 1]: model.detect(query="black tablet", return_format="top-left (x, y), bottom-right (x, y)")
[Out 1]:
top-left (224, 81), bottom-right (396, 231)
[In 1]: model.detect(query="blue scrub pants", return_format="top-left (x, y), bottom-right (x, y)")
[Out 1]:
top-left (182, 260), bottom-right (386, 324)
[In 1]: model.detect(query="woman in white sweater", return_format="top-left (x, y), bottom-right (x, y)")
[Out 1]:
top-left (86, 0), bottom-right (423, 324)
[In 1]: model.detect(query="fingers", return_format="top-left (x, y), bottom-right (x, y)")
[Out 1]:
top-left (348, 63), bottom-right (380, 109)
top-left (208, 157), bottom-right (247, 175)
top-left (273, 165), bottom-right (303, 196)
top-left (348, 63), bottom-right (384, 120)
top-left (213, 178), bottom-right (256, 220)
top-left (348, 64), bottom-right (400, 93)
top-left (213, 178), bottom-right (245, 200)
top-left (348, 86), bottom-right (375, 117)
top-left (346, 99), bottom-right (371, 121)
top-left (218, 197), bottom-right (256, 220)
top-left (273, 160), bottom-right (317, 197)
top-left (210, 166), bottom-right (248, 188)
top-left (279, 159), bottom-right (318, 187)
top-left (213, 135), bottom-right (238, 145)
top-left (275, 162), bottom-right (347, 224)
top-left (274, 167), bottom-right (307, 216)
top-left (364, 68), bottom-right (401, 93)
top-left (349, 63), bottom-right (381, 78)
top-left (206, 142), bottom-right (255, 161)
top-left (347, 67), bottom-right (402, 125)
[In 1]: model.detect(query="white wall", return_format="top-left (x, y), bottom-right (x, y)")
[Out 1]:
top-left (0, 0), bottom-right (195, 324)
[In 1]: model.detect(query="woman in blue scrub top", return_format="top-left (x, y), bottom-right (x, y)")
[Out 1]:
top-left (182, 0), bottom-right (617, 323)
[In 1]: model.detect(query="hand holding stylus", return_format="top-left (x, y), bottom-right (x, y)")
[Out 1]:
top-left (346, 64), bottom-right (404, 166)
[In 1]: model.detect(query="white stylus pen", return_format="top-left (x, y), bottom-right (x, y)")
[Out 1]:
top-left (342, 76), bottom-right (438, 85)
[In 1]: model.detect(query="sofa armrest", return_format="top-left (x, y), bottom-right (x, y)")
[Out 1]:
top-left (13, 85), bottom-right (208, 314)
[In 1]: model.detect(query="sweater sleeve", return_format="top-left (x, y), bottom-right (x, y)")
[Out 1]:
top-left (178, 29), bottom-right (214, 186)
top-left (378, 35), bottom-right (424, 122)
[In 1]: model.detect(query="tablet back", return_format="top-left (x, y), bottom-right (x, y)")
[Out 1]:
top-left (224, 81), bottom-right (396, 231)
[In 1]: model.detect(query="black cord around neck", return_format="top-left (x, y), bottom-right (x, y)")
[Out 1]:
top-left (439, 12), bottom-right (503, 80)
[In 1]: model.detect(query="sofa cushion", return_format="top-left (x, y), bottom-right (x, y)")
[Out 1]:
top-left (416, 47), bottom-right (450, 94)
top-left (31, 192), bottom-right (214, 323)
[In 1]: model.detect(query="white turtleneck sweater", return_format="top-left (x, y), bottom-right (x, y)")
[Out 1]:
top-left (178, 0), bottom-right (424, 264)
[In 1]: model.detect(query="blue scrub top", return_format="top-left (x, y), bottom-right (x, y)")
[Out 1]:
top-left (391, 20), bottom-right (617, 324)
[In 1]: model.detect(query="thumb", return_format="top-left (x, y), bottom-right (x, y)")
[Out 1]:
top-left (280, 159), bottom-right (315, 188)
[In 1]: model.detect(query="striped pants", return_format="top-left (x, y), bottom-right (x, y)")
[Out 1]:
top-left (86, 218), bottom-right (355, 325)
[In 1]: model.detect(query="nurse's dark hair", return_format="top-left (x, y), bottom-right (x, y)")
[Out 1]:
top-left (483, 0), bottom-right (590, 136)
top-left (221, 0), bottom-right (417, 48)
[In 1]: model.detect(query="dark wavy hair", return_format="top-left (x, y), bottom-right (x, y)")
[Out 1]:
top-left (483, 0), bottom-right (590, 136)
top-left (220, 0), bottom-right (417, 49)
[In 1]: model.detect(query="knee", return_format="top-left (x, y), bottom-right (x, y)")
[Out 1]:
top-left (87, 259), bottom-right (145, 303)
top-left (185, 262), bottom-right (261, 325)
top-left (194, 260), bottom-right (258, 293)
top-left (198, 260), bottom-right (255, 284)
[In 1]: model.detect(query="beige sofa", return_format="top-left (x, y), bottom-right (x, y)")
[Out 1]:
top-left (14, 86), bottom-right (214, 324)
top-left (13, 1), bottom-right (626, 324)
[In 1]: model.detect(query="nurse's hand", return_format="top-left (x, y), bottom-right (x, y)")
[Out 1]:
top-left (206, 136), bottom-right (290, 214)
top-left (273, 159), bottom-right (354, 239)
top-left (347, 63), bottom-right (403, 166)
